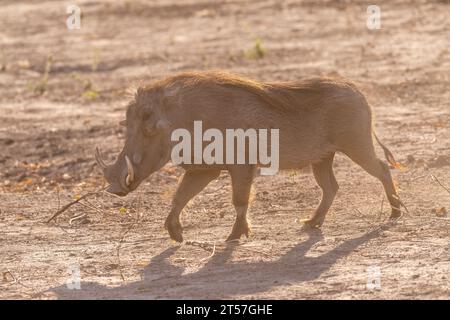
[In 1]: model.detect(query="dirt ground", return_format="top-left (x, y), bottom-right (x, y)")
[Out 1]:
top-left (1, 0), bottom-right (449, 300)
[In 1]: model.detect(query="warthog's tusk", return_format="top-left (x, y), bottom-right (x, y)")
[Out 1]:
top-left (125, 155), bottom-right (134, 186)
top-left (95, 147), bottom-right (108, 170)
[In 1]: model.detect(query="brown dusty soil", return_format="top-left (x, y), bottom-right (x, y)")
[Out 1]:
top-left (0, 0), bottom-right (449, 299)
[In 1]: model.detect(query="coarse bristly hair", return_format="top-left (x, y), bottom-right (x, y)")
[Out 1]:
top-left (125, 70), bottom-right (362, 113)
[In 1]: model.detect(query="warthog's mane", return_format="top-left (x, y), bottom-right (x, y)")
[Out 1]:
top-left (126, 70), bottom-right (361, 113)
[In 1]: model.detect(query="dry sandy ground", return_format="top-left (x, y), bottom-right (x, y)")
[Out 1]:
top-left (0, 0), bottom-right (449, 299)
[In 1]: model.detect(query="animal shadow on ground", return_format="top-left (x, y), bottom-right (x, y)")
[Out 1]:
top-left (46, 223), bottom-right (393, 299)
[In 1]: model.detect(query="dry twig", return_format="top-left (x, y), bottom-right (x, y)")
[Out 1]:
top-left (116, 192), bottom-right (142, 282)
top-left (69, 213), bottom-right (87, 225)
top-left (46, 188), bottom-right (105, 223)
top-left (431, 174), bottom-right (450, 195)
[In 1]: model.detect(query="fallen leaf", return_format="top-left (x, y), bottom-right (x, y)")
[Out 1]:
top-left (436, 207), bottom-right (447, 217)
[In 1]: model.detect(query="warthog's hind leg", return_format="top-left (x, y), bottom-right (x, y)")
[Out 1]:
top-left (226, 165), bottom-right (256, 242)
top-left (345, 148), bottom-right (401, 218)
top-left (301, 153), bottom-right (339, 228)
top-left (165, 169), bottom-right (221, 242)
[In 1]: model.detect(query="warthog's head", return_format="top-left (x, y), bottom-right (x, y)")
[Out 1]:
top-left (95, 89), bottom-right (172, 196)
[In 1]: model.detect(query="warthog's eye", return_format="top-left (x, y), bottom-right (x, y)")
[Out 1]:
top-left (142, 115), bottom-right (162, 136)
top-left (142, 112), bottom-right (153, 122)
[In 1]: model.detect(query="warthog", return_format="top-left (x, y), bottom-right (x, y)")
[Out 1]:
top-left (95, 70), bottom-right (401, 242)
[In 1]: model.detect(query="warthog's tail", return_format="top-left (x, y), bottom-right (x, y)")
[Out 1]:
top-left (374, 133), bottom-right (402, 169)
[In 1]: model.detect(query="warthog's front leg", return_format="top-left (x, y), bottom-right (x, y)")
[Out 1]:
top-left (165, 169), bottom-right (221, 242)
top-left (226, 165), bottom-right (256, 242)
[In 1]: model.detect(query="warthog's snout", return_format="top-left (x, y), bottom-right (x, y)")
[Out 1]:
top-left (95, 147), bottom-right (135, 196)
top-left (105, 183), bottom-right (128, 197)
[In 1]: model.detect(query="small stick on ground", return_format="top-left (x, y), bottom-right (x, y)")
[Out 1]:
top-left (79, 199), bottom-right (104, 215)
top-left (200, 243), bottom-right (217, 262)
top-left (353, 208), bottom-right (364, 218)
top-left (431, 174), bottom-right (450, 195)
top-left (116, 191), bottom-right (142, 282)
top-left (116, 222), bottom-right (136, 282)
top-left (69, 213), bottom-right (87, 225)
top-left (46, 188), bottom-right (105, 223)
top-left (4, 269), bottom-right (40, 298)
top-left (410, 174), bottom-right (429, 182)
top-left (185, 240), bottom-right (216, 253)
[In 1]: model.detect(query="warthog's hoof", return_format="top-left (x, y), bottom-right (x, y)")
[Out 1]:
top-left (165, 219), bottom-right (183, 243)
top-left (300, 216), bottom-right (324, 229)
top-left (389, 207), bottom-right (402, 219)
top-left (389, 211), bottom-right (402, 220)
top-left (226, 221), bottom-right (251, 242)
